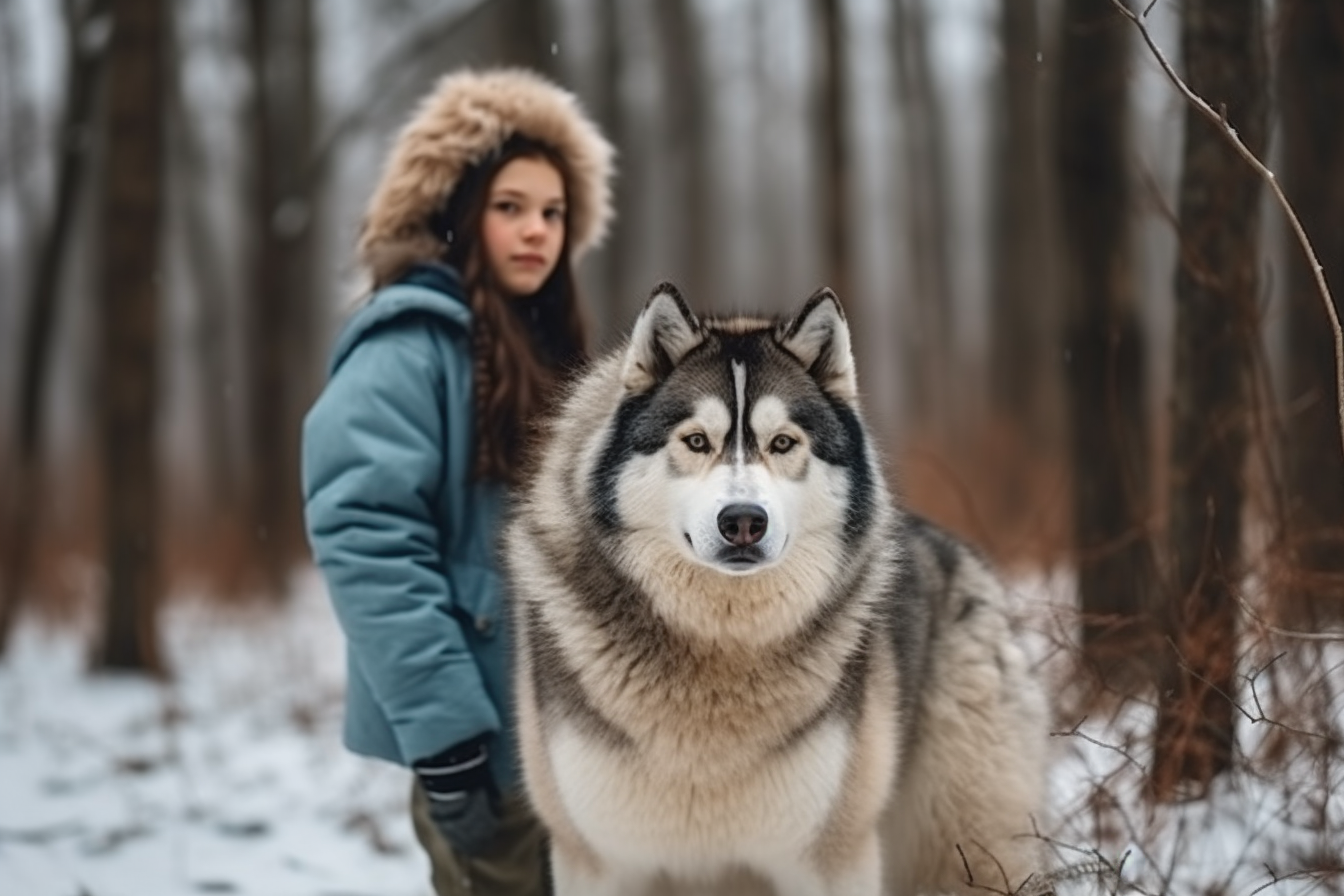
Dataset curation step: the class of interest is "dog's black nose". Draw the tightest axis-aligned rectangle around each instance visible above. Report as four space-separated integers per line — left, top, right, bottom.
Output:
718 503 768 547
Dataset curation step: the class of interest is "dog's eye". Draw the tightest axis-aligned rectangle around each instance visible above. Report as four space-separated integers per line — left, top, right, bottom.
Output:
683 433 711 453
770 434 798 454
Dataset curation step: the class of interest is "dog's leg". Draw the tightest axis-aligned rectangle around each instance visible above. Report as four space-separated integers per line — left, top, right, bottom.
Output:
550 842 645 896
822 831 884 896
760 832 882 896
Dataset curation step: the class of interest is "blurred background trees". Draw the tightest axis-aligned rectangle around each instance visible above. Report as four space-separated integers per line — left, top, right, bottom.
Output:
1054 0 1155 674
1278 0 1344 623
95 0 167 674
1151 0 1267 800
0 0 1341 800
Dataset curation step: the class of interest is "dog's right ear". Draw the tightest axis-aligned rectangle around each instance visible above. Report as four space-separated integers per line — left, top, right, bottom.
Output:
780 287 857 403
621 282 703 393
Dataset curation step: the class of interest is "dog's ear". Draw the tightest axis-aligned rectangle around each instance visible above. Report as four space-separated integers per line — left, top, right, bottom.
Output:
780 288 857 402
621 282 703 393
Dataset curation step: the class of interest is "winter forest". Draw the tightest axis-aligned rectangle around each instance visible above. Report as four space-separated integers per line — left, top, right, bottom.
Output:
1 0 1343 894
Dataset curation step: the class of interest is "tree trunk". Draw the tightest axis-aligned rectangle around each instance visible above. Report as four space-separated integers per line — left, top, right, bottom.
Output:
813 0 853 311
0 0 35 236
593 0 644 330
277 0 320 572
167 24 239 523
654 0 712 306
1053 0 1155 672
244 0 316 599
891 0 954 428
989 0 1051 430
1278 0 1344 619
1151 0 1266 801
498 0 558 76
0 0 109 655
751 0 794 311
96 0 166 675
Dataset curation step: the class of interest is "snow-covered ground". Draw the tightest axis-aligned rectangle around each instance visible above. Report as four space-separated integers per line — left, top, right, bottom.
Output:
0 570 430 896
1 569 1341 896
1024 571 1344 896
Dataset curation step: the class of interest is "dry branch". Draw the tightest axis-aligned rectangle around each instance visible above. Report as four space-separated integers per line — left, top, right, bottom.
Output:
1108 0 1344 463
1235 592 1344 643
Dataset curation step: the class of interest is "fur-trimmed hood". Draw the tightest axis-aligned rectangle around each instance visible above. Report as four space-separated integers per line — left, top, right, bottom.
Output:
358 68 615 287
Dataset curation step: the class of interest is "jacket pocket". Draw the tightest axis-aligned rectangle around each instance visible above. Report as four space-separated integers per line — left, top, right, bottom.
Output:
447 562 503 640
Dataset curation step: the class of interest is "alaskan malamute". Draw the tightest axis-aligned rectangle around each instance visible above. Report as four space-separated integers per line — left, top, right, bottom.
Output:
503 284 1049 895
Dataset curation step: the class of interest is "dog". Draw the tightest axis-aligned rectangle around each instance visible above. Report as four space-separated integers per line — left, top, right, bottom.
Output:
502 283 1049 895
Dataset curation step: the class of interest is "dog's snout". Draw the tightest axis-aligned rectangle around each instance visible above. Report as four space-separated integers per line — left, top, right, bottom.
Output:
717 503 768 547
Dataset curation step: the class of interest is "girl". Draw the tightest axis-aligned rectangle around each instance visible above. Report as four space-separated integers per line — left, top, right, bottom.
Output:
302 68 615 896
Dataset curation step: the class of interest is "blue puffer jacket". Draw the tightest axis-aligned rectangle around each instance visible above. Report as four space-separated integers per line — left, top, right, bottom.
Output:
302 264 519 793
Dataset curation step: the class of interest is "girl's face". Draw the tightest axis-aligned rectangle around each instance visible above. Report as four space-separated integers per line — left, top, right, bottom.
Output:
481 155 567 298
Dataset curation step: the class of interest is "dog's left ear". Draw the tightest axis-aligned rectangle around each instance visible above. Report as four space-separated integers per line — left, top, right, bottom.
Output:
780 288 857 402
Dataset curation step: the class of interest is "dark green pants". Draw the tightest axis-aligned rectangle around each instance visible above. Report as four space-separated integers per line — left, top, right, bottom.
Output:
411 782 550 896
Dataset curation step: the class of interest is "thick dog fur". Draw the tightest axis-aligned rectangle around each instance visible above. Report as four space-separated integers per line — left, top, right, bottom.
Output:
503 284 1049 896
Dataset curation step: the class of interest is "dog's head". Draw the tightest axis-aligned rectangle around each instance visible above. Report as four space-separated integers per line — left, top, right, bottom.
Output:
592 282 877 579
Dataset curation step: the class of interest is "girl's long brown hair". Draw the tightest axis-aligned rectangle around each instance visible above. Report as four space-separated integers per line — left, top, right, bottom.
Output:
441 137 589 484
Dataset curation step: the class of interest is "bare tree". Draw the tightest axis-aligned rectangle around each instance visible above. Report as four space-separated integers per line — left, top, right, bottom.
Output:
1151 0 1267 800
591 0 632 334
276 2 319 298
654 0 712 305
1277 0 1344 619
0 0 110 656
1053 0 1155 672
813 0 853 311
95 0 167 674
277 0 320 573
498 0 559 77
750 0 796 312
989 0 1054 435
166 7 240 524
0 0 37 257
304 2 494 186
890 0 954 427
243 0 317 599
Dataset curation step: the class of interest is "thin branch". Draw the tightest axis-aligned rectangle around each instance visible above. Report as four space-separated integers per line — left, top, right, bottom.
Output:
1234 590 1344 642
305 0 494 189
956 843 1015 896
1165 636 1333 744
1109 0 1344 464
1052 716 1150 775
1247 866 1344 896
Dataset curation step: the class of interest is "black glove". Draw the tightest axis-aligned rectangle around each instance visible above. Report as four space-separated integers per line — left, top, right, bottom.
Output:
414 734 501 856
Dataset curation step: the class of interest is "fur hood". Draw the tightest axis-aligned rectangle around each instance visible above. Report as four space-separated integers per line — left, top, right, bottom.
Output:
358 68 615 287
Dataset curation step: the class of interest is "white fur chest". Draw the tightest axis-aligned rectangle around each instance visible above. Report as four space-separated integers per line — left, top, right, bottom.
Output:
547 716 852 876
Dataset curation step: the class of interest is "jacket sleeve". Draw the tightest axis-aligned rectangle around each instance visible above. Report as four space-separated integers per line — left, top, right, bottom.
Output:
301 317 500 765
